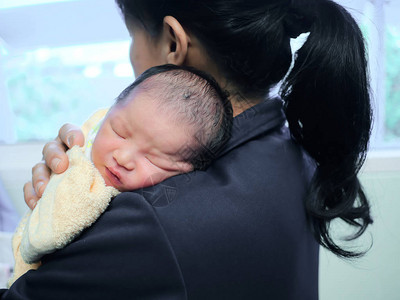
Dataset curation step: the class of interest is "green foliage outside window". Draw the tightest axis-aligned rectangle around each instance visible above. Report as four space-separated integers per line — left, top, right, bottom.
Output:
385 28 400 142
3 42 132 142
6 59 87 141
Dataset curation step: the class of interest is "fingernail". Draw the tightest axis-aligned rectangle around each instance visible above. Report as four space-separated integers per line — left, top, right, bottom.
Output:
36 182 44 195
29 199 37 210
51 158 61 171
67 135 74 147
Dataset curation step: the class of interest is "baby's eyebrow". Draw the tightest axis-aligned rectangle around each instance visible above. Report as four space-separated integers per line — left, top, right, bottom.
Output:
111 116 131 136
149 149 186 166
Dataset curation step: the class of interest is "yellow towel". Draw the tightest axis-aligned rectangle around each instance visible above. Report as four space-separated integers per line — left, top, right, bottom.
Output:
9 109 119 287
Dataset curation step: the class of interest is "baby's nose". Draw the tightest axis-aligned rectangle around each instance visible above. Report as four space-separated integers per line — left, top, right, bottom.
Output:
114 149 135 171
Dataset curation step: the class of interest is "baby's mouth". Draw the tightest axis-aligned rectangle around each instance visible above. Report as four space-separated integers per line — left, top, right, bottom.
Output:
105 167 122 187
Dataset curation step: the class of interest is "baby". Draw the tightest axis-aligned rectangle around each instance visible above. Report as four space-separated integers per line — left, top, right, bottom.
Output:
9 64 232 286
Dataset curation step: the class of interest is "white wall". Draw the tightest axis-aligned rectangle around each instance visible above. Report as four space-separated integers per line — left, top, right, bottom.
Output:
0 143 45 216
0 0 128 50
320 168 400 300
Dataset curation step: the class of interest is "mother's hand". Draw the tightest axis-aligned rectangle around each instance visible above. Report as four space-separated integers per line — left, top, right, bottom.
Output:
24 124 85 209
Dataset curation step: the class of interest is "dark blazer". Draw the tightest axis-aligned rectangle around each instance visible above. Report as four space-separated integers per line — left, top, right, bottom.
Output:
1 98 319 299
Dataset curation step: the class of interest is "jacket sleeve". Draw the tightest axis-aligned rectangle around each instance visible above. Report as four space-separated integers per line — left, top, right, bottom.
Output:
1 192 187 300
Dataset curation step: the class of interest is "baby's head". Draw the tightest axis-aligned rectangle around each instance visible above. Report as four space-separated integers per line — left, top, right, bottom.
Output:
92 64 232 191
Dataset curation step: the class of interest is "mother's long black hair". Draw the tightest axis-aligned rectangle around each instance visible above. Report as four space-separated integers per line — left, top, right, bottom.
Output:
116 0 373 258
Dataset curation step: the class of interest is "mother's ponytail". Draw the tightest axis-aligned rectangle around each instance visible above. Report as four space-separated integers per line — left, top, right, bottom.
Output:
281 0 373 257
117 0 373 258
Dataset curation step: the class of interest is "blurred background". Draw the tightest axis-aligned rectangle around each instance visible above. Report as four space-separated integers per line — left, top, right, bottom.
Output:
0 0 399 298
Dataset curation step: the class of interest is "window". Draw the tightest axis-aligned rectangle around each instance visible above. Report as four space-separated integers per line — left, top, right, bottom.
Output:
338 0 400 148
379 0 400 147
0 0 133 143
1 41 132 142
0 0 399 148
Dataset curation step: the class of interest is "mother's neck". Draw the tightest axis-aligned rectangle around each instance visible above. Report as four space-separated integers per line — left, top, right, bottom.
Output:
230 95 264 117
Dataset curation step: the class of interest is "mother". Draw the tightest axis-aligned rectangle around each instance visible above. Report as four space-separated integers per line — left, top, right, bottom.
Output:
3 0 372 299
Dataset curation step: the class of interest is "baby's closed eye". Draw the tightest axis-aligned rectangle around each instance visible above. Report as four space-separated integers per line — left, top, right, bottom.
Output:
145 155 182 172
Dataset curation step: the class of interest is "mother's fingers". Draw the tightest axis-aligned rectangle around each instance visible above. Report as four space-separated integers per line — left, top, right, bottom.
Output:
42 123 84 174
42 140 70 174
31 161 51 198
58 123 85 149
26 123 85 210
24 181 39 210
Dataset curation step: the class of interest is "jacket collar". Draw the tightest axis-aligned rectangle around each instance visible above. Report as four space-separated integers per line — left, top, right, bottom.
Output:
140 97 287 207
219 97 286 156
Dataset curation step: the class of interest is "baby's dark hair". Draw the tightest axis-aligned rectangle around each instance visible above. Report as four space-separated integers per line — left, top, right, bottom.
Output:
115 64 233 171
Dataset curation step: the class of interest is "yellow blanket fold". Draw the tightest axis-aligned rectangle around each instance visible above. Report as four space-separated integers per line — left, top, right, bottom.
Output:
9 109 119 287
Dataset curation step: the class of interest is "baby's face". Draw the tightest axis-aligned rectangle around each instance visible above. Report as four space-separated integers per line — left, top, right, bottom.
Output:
91 90 193 191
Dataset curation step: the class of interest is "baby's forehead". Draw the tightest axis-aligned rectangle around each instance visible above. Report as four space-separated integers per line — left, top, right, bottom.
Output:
115 88 160 117
122 86 186 121
115 88 197 137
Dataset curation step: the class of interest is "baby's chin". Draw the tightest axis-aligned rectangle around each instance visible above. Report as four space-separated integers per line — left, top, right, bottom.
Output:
100 173 139 191
103 177 120 190
103 183 152 192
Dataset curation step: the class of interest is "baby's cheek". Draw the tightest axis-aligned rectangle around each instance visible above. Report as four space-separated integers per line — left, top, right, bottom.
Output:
140 169 170 188
92 129 113 163
91 143 100 165
91 145 107 179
